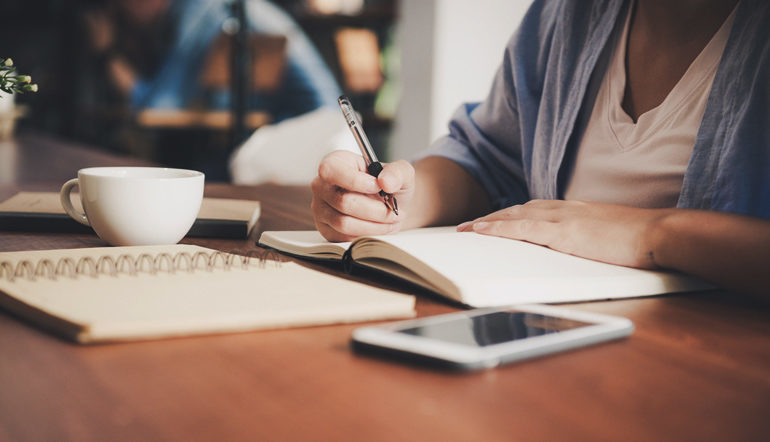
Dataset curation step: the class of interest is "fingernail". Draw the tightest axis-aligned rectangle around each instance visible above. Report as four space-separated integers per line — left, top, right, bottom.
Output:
472 222 489 231
457 221 471 231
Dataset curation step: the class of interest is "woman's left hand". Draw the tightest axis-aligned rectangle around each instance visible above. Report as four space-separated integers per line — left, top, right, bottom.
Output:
457 200 672 269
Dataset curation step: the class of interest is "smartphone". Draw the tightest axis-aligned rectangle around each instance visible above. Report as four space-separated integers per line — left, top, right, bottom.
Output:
351 304 634 371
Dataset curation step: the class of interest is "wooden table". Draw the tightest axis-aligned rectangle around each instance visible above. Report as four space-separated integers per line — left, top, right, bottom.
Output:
1 134 769 442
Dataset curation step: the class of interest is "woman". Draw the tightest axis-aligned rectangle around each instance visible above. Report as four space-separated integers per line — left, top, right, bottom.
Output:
311 0 770 296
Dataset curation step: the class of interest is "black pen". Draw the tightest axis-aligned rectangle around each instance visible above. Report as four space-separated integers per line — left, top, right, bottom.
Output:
338 95 399 215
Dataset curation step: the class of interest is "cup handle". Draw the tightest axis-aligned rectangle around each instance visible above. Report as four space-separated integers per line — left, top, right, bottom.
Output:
60 178 90 226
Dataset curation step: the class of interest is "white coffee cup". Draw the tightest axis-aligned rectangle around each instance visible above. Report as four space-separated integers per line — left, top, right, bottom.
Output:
60 167 204 246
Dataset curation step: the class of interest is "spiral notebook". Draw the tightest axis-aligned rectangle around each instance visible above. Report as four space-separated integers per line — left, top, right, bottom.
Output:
0 245 415 344
259 227 714 307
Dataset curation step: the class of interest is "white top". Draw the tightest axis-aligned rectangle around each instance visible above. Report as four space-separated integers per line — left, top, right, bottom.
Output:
563 6 736 208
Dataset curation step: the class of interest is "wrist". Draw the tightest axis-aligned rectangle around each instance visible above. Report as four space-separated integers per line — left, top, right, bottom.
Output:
643 209 685 269
411 156 491 228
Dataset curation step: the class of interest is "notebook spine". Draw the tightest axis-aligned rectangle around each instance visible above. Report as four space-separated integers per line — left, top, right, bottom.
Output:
341 247 355 274
0 249 284 283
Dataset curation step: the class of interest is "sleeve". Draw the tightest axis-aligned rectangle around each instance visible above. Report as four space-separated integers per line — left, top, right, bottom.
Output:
424 55 528 210
420 0 559 210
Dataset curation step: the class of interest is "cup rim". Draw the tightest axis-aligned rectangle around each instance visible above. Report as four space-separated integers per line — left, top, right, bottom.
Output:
77 167 204 180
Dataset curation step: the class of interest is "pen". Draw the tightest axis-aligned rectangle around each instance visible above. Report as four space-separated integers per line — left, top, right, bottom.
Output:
338 95 399 215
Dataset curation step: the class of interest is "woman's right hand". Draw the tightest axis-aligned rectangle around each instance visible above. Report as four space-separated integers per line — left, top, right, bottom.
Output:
311 150 415 242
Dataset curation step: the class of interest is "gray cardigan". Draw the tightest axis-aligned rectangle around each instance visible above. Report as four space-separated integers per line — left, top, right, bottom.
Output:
425 0 770 218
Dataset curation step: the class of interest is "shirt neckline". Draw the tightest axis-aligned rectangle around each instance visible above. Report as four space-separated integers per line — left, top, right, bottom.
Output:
605 3 737 150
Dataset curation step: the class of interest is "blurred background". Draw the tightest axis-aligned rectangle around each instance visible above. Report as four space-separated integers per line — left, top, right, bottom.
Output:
0 0 529 182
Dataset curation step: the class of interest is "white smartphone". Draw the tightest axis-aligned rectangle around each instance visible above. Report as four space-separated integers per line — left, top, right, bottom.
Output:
351 304 634 371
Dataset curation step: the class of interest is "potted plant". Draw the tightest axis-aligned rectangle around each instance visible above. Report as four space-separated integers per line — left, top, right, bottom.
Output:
0 58 38 139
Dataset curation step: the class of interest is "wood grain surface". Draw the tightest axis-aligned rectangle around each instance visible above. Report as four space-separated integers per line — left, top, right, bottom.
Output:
0 134 768 442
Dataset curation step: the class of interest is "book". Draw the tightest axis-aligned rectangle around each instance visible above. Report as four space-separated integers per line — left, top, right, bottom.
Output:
0 192 261 238
0 245 415 343
258 227 714 307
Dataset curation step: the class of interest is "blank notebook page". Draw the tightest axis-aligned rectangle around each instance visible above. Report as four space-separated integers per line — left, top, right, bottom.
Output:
354 227 712 306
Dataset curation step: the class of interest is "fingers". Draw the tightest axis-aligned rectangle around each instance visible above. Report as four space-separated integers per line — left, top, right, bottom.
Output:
455 200 577 250
457 200 581 231
317 151 380 194
311 176 397 223
312 196 398 242
471 218 562 249
456 205 535 231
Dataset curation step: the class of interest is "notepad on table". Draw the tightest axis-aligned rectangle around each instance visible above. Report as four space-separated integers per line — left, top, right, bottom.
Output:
258 227 714 307
0 245 415 343
0 192 261 238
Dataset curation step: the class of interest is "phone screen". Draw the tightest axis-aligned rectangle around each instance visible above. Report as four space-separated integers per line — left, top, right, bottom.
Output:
397 311 592 347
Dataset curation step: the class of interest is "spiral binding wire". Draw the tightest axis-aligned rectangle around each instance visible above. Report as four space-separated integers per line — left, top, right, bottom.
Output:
0 249 285 283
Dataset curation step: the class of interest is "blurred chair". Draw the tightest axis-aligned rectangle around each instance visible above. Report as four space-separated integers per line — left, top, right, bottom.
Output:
136 32 287 131
201 33 287 93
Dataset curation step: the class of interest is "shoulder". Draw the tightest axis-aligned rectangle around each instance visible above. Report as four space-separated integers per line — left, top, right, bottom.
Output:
729 1 770 59
511 0 624 52
505 0 625 93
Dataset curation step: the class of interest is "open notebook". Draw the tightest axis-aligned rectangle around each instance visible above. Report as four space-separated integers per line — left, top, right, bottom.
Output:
0 245 415 343
259 227 714 307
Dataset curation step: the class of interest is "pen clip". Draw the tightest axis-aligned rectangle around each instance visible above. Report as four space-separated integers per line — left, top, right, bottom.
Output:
338 96 358 128
339 95 378 165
